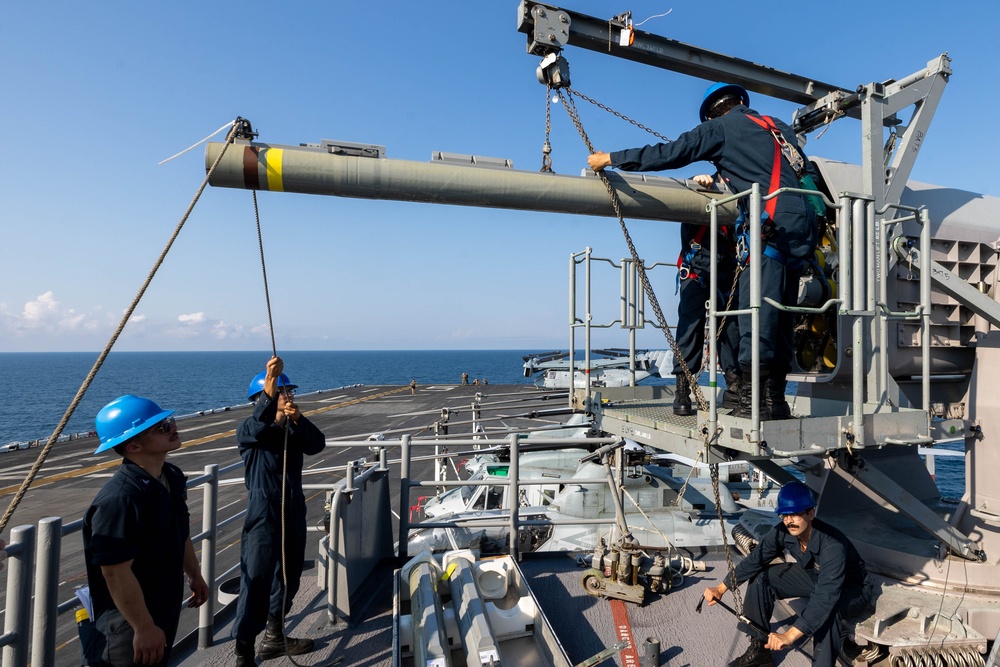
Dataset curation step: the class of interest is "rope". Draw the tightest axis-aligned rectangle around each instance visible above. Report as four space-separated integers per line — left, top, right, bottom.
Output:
250 186 307 664
0 122 240 534
554 87 707 409
672 451 703 507
619 484 678 561
253 191 278 357
158 120 237 165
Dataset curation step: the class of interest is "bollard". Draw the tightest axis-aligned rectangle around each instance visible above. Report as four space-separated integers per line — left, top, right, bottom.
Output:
639 636 661 667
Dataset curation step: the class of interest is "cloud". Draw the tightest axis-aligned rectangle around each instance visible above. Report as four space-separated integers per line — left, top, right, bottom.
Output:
21 291 60 325
0 293 267 350
210 320 245 339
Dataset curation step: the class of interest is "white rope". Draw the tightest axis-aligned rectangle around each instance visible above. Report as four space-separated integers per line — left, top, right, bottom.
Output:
620 484 677 558
633 9 673 27
158 120 236 165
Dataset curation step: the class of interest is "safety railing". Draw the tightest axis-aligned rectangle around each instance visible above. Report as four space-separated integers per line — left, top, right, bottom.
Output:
567 247 674 407
1 525 33 667
0 452 363 667
703 181 931 448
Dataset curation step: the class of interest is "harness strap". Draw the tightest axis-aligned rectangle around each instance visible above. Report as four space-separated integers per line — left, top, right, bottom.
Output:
745 114 784 221
676 224 709 287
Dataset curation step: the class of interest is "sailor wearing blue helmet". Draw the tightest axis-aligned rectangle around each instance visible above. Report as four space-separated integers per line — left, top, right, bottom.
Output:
702 481 873 666
588 82 820 420
83 395 209 666
231 356 325 666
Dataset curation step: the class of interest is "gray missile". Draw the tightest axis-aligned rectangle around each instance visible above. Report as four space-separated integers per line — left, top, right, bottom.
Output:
205 139 738 225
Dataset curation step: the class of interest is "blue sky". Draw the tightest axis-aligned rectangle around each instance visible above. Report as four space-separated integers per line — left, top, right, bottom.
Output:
2 1 997 353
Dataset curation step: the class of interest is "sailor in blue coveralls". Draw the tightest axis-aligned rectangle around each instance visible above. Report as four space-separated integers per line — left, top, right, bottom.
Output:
232 356 325 666
83 395 208 667
588 83 819 419
702 481 873 666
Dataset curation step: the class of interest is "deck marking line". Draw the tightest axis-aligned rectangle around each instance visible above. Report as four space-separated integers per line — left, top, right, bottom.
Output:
0 387 407 497
609 598 640 667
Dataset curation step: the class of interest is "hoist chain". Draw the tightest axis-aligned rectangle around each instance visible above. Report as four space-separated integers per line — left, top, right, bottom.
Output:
541 84 554 172
697 264 744 378
565 86 744 395
553 77 745 616
710 458 745 614
566 87 672 143
554 88 707 410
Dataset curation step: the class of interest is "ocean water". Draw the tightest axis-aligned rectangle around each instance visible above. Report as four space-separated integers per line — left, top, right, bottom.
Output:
0 350 963 497
0 350 544 446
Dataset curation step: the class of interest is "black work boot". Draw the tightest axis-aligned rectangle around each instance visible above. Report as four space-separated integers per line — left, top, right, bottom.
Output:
722 371 742 410
731 367 768 420
257 614 315 660
234 639 256 667
765 373 792 420
673 374 693 416
728 636 775 667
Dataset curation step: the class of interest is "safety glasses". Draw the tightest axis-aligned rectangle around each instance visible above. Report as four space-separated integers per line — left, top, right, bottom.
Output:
154 417 176 434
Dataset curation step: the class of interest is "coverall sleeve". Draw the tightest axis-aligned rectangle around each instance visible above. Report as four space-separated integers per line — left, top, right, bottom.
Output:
610 122 726 173
794 537 847 636
290 417 326 456
237 393 280 448
729 526 785 589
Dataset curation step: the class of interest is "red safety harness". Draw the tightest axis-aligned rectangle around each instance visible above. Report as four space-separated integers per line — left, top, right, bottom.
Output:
745 114 790 221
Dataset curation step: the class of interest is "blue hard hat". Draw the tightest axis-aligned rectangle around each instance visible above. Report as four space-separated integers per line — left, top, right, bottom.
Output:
247 371 297 401
776 481 816 516
699 82 750 122
94 395 174 455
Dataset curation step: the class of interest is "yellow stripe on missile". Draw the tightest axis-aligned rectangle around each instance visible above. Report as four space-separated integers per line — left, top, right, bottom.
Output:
264 147 284 192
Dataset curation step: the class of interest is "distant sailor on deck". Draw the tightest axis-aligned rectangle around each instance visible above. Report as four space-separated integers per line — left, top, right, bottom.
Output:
232 356 326 666
702 481 873 667
83 395 209 667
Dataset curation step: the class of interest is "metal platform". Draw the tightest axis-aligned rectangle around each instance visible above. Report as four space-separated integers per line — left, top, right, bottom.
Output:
588 385 931 462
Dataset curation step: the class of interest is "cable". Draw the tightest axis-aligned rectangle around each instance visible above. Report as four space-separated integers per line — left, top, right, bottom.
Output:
250 189 307 664
0 121 241 533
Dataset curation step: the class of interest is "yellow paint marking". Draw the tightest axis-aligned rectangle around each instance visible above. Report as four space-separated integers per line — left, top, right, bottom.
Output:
264 147 284 192
0 387 409 498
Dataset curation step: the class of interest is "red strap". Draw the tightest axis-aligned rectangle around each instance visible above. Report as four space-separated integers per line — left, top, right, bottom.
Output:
609 599 640 666
746 115 782 220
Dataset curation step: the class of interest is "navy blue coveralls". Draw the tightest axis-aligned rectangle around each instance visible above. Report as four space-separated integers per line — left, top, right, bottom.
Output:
610 105 818 373
83 459 190 667
673 221 740 377
729 518 873 666
231 391 326 643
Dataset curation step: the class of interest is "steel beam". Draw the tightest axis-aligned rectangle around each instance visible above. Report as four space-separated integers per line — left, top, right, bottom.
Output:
516 1 850 106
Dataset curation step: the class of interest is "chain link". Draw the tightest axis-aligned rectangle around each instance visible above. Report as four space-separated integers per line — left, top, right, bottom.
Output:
567 87 672 143
710 457 744 613
554 75 746 616
541 84 554 172
556 88 707 409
